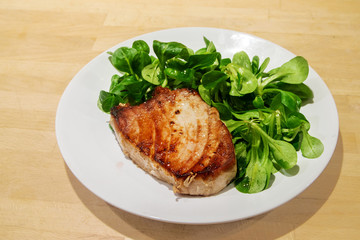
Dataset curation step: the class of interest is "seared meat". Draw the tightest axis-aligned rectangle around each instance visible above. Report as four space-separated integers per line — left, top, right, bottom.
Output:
110 87 236 196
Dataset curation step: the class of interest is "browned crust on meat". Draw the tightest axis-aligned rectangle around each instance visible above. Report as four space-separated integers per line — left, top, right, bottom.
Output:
110 87 236 196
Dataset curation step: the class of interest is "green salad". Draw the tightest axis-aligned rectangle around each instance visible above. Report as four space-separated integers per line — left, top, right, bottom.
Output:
98 37 324 193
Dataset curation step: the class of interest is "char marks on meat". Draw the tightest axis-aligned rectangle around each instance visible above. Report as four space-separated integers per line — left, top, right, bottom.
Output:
110 87 236 196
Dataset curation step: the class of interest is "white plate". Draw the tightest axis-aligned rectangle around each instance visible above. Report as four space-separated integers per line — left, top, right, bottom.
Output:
56 27 339 224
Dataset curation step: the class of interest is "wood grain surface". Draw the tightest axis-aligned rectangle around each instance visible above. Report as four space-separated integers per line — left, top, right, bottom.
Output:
1 0 359 239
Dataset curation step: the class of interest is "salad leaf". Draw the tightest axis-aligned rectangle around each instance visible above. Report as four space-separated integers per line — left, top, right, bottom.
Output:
201 70 228 89
132 40 150 54
153 40 189 69
110 47 137 74
97 90 122 113
233 51 252 71
300 128 324 158
187 53 219 69
142 60 162 85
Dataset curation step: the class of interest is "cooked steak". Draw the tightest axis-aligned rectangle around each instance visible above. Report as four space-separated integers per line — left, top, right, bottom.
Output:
110 87 236 196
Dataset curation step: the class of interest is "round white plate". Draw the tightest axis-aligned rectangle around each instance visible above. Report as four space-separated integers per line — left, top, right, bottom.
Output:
56 27 339 224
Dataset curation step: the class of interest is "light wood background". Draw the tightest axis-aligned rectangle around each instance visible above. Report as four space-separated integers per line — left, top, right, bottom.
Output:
1 0 359 239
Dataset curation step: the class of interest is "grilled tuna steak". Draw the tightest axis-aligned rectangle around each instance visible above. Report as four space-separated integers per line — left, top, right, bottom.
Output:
110 87 236 196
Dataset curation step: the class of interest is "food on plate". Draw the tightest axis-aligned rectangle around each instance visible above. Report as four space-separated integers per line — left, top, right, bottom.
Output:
98 37 324 194
110 87 237 196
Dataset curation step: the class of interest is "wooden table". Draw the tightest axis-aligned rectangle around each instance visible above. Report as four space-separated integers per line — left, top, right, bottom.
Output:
1 0 359 239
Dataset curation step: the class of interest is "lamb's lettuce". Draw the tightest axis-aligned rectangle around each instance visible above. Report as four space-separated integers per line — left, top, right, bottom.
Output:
98 37 324 193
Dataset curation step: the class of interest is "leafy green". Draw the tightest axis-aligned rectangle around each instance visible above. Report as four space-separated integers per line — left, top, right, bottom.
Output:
300 128 324 158
153 40 190 70
132 40 150 54
233 51 252 71
142 60 162 85
202 70 228 89
109 47 137 74
98 37 324 194
259 56 309 91
225 63 258 95
187 53 219 69
97 90 121 113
